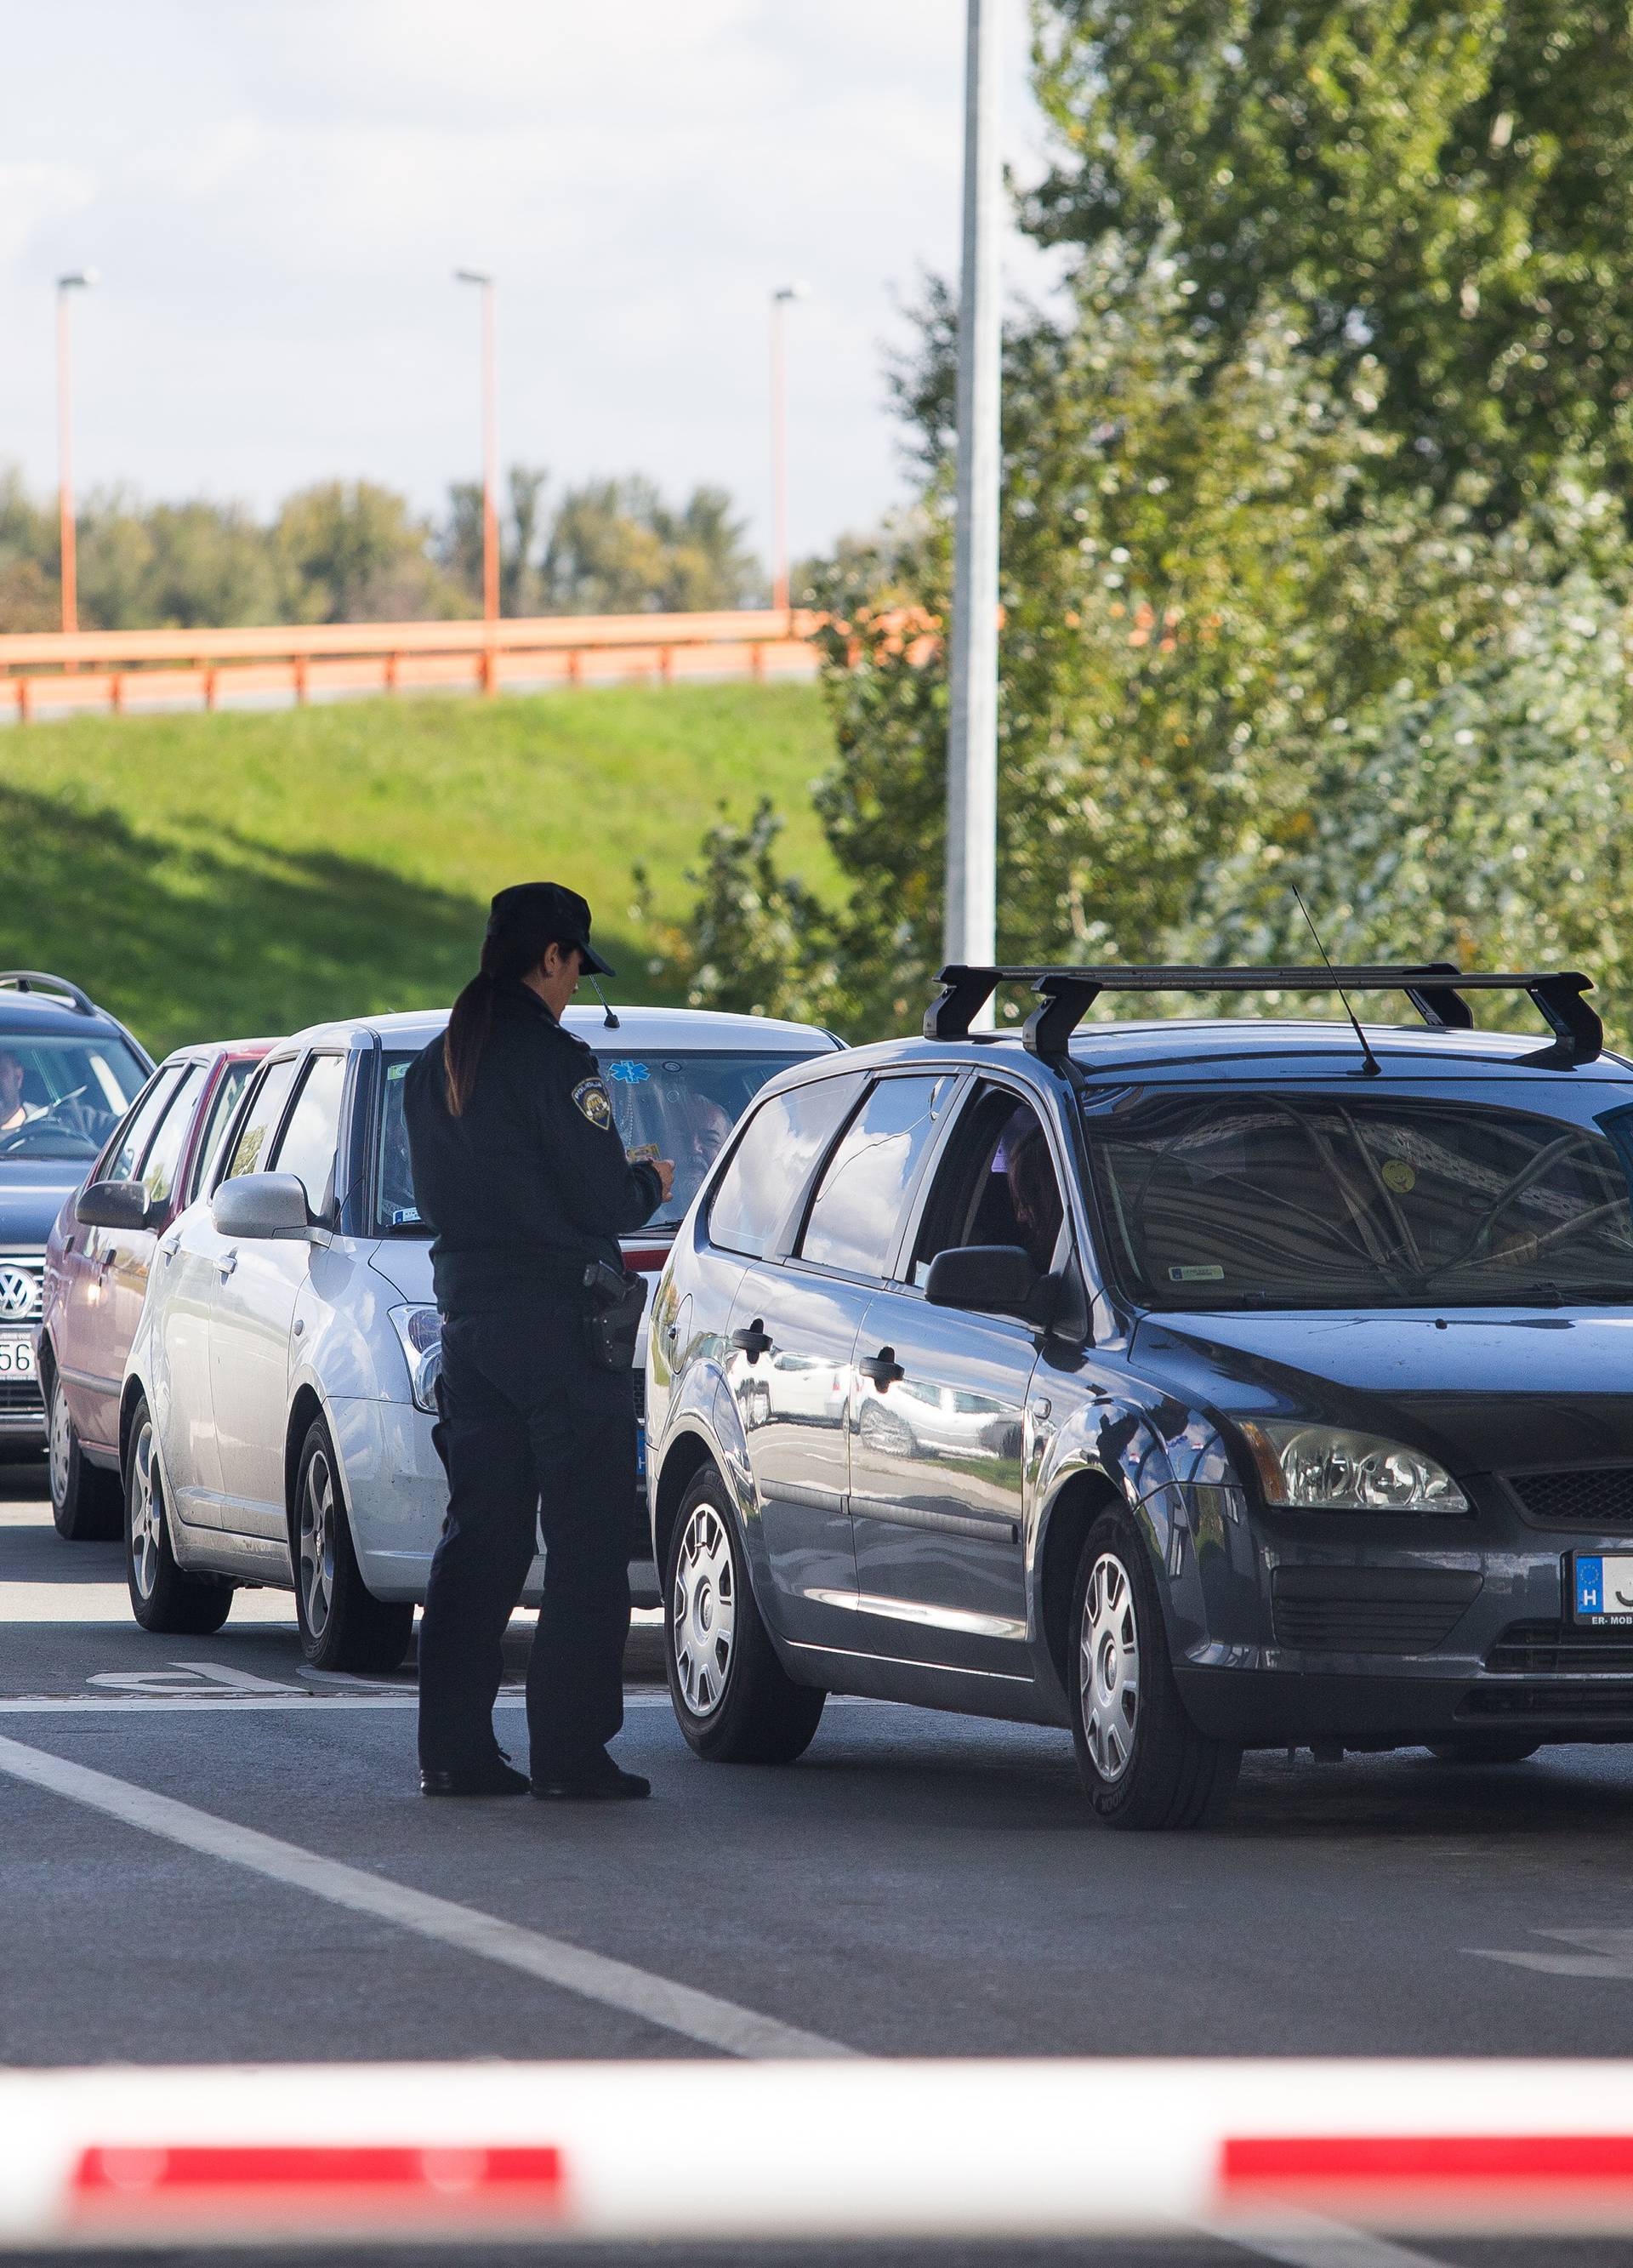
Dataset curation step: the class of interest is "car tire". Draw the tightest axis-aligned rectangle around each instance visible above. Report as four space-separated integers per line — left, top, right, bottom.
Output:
48 1367 123 1541
291 1415 413 1673
1069 1509 1241 1830
1426 1735 1543 1765
665 1463 824 1764
125 1399 233 1634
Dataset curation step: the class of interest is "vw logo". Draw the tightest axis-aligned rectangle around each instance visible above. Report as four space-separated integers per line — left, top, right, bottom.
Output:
0 1267 37 1320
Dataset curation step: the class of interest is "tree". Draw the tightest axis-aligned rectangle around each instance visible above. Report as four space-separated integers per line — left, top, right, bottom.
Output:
540 476 760 614
275 481 469 623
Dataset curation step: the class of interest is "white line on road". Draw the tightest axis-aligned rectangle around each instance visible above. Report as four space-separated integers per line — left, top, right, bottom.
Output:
1210 2211 1455 2268
1469 1925 1633 1976
0 1732 849 2060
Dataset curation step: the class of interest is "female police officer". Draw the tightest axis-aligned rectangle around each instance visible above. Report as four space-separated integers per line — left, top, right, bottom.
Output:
403 882 674 1800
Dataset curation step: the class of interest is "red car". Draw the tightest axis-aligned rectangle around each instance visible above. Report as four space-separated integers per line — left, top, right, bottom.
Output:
37 1038 272 1539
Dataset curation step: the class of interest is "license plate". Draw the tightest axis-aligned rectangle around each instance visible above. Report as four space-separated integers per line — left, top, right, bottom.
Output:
635 1422 646 1484
1573 1553 1633 1627
0 1336 35 1379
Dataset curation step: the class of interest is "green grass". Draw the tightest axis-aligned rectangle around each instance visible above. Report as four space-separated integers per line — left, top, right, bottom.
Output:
3 683 838 1055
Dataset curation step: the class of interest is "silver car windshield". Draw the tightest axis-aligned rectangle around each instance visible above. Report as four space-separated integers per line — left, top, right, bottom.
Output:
0 1030 149 1165
375 1048 820 1234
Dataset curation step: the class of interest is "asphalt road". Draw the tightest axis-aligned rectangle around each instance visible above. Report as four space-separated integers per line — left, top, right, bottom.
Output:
5 1450 1633 2268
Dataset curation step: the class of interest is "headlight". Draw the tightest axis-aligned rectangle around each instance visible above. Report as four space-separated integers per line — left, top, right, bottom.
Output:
389 1304 443 1415
1238 1421 1467 1514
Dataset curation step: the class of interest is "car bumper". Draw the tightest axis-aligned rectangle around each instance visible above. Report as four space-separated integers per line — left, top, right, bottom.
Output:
0 1330 43 1442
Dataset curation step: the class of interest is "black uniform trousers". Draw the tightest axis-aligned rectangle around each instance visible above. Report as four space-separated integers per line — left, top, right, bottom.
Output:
418 1301 634 1779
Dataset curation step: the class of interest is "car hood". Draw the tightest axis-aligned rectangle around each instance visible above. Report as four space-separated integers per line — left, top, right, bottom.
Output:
1132 1308 1633 1475
0 1162 88 1249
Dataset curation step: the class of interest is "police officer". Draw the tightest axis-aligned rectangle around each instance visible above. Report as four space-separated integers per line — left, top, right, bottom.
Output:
403 882 674 1800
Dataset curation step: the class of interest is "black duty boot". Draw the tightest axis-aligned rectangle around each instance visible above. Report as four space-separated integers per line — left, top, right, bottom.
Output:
531 1750 651 1801
420 1752 530 1798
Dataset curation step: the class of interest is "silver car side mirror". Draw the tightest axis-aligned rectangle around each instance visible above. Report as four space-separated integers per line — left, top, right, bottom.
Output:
211 1172 311 1240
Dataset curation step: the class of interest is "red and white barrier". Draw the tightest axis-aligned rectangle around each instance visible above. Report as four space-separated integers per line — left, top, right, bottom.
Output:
6 2059 1633 2248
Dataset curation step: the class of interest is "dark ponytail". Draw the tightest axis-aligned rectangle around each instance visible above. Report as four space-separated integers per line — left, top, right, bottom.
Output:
442 920 576 1116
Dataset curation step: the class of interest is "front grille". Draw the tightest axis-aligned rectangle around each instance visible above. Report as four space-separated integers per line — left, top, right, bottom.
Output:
1486 1619 1633 1676
632 1370 646 1424
1506 1468 1633 1527
1271 1566 1481 1655
1461 1683 1633 1722
0 1255 43 1325
0 1376 43 1418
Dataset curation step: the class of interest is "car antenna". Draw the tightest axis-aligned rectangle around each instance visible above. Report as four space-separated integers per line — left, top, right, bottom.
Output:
588 977 620 1030
1291 883 1381 1078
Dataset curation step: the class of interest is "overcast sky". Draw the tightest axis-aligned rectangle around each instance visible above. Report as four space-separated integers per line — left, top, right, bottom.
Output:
0 2 1056 571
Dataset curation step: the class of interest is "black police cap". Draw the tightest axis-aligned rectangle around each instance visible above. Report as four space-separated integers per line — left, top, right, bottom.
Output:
486 881 614 978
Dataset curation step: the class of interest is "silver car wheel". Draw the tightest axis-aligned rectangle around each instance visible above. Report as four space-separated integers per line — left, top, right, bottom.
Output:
48 1376 71 1509
299 1446 337 1641
128 1418 162 1603
1081 1550 1141 1784
672 1501 737 1718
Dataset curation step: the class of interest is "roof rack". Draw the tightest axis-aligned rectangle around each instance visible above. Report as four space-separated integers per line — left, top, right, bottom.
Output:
0 971 98 1018
925 962 1603 1069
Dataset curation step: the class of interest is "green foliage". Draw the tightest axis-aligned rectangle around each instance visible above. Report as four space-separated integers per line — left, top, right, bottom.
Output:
273 481 469 624
540 476 760 613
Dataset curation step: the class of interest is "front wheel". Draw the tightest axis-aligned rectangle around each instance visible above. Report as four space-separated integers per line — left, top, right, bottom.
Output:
1070 1510 1240 1830
1426 1735 1543 1765
665 1465 824 1764
48 1369 122 1541
292 1416 413 1673
125 1401 233 1634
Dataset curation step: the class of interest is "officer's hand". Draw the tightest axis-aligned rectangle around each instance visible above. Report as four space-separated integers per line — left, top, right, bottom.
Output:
653 1158 676 1202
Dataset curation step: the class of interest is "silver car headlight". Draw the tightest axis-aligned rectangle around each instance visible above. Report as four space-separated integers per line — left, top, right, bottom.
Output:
389 1303 443 1415
1238 1421 1468 1514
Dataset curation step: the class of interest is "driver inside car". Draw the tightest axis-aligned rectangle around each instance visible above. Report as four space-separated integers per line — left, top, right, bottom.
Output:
0 1051 37 1134
1005 1116 1064 1274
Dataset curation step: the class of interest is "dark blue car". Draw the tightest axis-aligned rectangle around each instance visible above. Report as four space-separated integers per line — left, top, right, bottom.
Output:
646 960 1633 1828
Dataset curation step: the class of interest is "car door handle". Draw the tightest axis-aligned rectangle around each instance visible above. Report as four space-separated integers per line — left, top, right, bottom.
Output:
731 1322 772 1363
217 1251 238 1279
858 1347 905 1389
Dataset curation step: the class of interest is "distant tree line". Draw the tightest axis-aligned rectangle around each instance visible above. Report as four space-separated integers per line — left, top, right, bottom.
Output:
0 464 761 631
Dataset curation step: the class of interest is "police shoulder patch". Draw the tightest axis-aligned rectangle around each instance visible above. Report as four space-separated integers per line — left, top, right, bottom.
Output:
572 1076 613 1130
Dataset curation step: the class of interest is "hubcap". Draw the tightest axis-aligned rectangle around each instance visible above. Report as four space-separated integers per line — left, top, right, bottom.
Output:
128 1420 161 1601
48 1377 71 1510
1080 1551 1141 1784
299 1449 336 1639
671 1502 736 1718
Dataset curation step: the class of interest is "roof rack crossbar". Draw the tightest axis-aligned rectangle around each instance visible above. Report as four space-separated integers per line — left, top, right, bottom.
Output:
924 963 1603 1068
0 970 96 1017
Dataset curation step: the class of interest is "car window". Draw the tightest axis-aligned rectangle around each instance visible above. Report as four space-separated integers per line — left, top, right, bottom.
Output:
911 1085 1067 1284
187 1058 260 1203
798 1074 955 1279
0 1030 152 1165
708 1074 865 1260
223 1057 301 1181
269 1053 346 1213
1083 1086 1633 1311
135 1063 208 1211
105 1067 183 1183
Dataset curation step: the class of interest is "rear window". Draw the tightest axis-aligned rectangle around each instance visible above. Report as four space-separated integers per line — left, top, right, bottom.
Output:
0 1029 150 1165
374 1046 828 1234
1084 1086 1633 1311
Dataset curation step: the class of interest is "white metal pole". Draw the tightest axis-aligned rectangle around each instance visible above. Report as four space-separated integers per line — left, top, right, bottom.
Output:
944 0 1002 1008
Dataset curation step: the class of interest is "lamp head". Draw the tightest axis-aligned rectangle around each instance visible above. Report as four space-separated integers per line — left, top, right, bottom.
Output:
57 269 98 291
773 281 812 305
454 267 492 288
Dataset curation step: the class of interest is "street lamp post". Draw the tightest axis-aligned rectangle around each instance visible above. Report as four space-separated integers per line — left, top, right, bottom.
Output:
944 0 1002 1010
55 270 97 639
770 282 810 617
454 268 499 624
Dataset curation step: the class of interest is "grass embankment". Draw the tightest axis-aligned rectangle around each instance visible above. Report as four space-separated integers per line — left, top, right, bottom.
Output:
4 684 838 1057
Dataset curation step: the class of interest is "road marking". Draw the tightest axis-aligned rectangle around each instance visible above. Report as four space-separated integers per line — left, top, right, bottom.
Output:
0 1690 679 1716
1209 2212 1454 2267
0 1732 849 2060
84 1660 308 1696
1470 1926 1633 1977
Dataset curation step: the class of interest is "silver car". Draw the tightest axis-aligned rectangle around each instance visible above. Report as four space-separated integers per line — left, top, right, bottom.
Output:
121 1004 840 1668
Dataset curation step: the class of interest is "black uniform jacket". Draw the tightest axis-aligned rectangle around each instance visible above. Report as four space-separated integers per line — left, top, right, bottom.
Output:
403 980 663 1314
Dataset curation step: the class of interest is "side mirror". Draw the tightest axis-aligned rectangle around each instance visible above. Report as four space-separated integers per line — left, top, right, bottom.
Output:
76 1178 156 1233
924 1243 1042 1319
211 1173 311 1240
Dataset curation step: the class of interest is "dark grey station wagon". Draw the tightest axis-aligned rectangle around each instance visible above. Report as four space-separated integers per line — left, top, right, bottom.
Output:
646 960 1633 1827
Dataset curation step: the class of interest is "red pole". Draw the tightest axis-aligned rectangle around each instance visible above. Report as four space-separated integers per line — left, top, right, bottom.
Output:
57 287 77 637
481 276 498 626
770 293 788 617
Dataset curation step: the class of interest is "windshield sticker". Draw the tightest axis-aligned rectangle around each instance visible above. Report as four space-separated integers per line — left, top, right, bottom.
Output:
386 1063 408 1082
1169 1263 1225 1282
1381 1158 1416 1194
607 1060 651 1084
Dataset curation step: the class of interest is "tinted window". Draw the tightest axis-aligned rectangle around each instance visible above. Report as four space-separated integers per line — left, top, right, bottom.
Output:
136 1063 208 1211
0 1028 149 1164
188 1057 259 1201
105 1068 182 1183
799 1074 954 1279
708 1074 864 1260
224 1057 300 1181
913 1086 1066 1283
270 1054 347 1212
1084 1087 1633 1311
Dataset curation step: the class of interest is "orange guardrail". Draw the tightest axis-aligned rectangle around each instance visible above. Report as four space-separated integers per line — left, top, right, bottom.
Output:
0 609 826 720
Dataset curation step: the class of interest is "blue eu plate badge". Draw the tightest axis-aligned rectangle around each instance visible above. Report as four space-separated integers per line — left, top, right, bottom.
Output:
1573 1553 1633 1626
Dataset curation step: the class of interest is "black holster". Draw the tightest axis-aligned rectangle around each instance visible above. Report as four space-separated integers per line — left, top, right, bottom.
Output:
582 1261 646 1372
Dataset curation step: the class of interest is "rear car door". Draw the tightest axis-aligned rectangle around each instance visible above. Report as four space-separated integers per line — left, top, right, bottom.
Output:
211 1051 346 1537
849 1080 1068 1672
87 1063 207 1457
